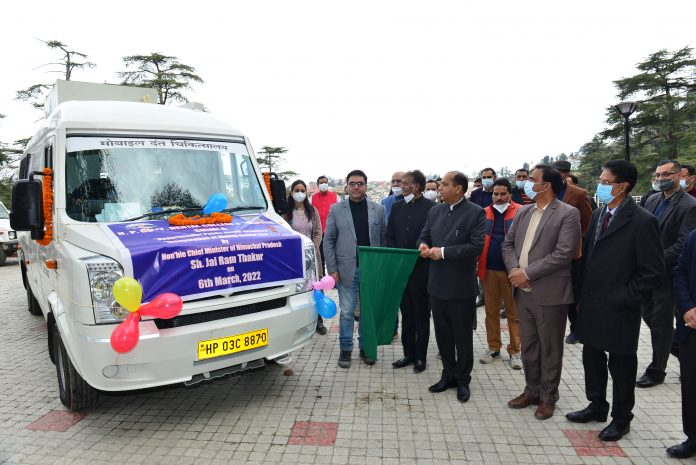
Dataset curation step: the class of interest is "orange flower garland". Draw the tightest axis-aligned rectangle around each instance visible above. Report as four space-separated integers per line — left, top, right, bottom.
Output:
263 172 273 200
168 212 232 226
36 168 53 246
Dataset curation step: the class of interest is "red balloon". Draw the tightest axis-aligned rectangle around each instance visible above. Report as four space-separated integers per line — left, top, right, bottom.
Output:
138 293 183 319
110 312 141 353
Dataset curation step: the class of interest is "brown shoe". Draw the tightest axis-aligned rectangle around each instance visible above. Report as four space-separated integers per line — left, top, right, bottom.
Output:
534 401 556 420
508 392 540 409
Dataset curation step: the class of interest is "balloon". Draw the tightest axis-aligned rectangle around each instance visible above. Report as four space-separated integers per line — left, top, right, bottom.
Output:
138 293 183 319
203 193 228 215
314 290 337 318
110 313 141 353
319 275 336 290
311 281 325 291
113 277 142 312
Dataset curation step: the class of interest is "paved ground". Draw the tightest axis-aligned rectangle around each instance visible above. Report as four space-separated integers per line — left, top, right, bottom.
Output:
0 256 691 464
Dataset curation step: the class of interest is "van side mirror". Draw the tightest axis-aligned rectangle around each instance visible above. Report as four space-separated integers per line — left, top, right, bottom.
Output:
10 176 45 240
269 173 288 215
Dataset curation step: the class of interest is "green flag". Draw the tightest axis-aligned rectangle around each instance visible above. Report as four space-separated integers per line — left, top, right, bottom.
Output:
358 246 420 361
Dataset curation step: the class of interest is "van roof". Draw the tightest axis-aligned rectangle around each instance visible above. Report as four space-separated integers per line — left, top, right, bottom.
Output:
50 101 245 138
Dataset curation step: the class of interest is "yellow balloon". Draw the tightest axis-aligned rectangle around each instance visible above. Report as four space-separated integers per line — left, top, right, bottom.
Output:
113 277 143 312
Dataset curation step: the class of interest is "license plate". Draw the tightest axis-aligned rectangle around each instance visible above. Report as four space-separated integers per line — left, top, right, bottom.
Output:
197 328 268 361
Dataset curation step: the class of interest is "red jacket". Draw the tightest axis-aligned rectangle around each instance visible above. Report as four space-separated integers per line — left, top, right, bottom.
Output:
310 190 338 232
477 201 521 280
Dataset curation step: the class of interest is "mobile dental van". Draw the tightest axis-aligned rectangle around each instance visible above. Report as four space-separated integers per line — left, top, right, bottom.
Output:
11 80 318 410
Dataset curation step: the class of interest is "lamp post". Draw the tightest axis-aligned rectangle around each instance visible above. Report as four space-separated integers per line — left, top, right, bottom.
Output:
615 101 639 162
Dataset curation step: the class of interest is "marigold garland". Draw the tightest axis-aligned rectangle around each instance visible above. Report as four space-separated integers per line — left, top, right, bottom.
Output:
263 172 273 200
36 168 53 246
168 212 232 226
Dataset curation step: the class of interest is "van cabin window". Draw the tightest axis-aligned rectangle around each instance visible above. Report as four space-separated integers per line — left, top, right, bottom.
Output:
64 137 266 223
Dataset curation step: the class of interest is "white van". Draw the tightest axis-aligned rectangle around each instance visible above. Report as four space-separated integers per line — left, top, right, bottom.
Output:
11 80 318 410
0 201 18 265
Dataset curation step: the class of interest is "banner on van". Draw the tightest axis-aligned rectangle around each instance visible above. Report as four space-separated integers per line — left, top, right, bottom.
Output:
103 216 304 302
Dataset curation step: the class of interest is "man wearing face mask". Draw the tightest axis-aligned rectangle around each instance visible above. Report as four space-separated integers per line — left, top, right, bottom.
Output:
637 159 696 388
470 168 496 208
311 175 339 274
424 180 440 202
680 164 696 198
567 160 664 442
511 168 534 205
477 179 523 369
387 170 436 373
381 171 405 221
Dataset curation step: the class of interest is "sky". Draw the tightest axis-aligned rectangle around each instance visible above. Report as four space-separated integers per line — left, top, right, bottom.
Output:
1 0 695 182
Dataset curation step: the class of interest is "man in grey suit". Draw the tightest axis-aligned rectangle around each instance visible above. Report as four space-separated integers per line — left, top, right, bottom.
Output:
418 171 485 403
323 169 387 369
637 159 696 388
502 165 581 420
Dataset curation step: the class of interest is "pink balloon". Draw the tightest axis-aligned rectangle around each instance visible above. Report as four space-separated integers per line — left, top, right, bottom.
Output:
110 313 140 353
138 293 183 319
311 280 325 291
320 275 336 290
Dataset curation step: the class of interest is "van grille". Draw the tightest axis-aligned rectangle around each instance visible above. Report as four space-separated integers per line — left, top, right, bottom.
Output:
153 297 287 329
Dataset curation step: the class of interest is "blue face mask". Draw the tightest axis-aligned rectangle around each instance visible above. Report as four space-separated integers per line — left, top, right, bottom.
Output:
524 180 539 199
482 178 494 189
515 180 527 189
596 184 616 204
680 179 687 189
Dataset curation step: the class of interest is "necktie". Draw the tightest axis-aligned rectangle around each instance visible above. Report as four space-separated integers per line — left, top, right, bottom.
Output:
601 211 612 235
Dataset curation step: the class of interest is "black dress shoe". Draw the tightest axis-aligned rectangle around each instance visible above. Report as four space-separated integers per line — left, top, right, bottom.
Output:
315 321 328 335
456 385 470 402
565 406 608 423
428 376 457 393
635 374 663 388
666 439 696 459
598 419 631 441
413 360 426 373
392 356 414 368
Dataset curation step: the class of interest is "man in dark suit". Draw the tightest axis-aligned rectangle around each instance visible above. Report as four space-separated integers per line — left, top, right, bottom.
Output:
566 160 664 442
502 165 581 420
387 170 435 373
469 167 496 208
418 171 485 402
638 159 696 388
551 160 593 345
511 168 534 205
668 229 696 458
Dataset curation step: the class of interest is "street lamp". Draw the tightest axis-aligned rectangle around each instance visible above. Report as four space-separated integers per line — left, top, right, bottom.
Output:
615 101 639 162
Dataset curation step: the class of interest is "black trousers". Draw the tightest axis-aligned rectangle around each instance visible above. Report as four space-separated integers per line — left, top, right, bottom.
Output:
641 285 675 381
319 237 326 274
431 296 475 387
400 272 430 361
583 345 637 420
567 258 582 333
679 332 696 440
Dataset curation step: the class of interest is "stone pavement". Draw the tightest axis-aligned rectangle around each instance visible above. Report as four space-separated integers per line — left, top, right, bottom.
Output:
0 256 691 464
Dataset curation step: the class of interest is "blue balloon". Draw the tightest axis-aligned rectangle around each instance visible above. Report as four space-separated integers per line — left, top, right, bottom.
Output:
203 193 227 215
314 291 337 318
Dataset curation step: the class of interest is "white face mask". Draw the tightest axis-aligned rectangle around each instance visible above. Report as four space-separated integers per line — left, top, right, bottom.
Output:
292 192 307 203
403 193 415 203
493 203 509 214
391 186 403 197
318 183 329 192
423 190 438 201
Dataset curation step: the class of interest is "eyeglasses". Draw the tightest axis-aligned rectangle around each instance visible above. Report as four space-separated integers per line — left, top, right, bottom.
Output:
654 172 676 179
348 182 366 187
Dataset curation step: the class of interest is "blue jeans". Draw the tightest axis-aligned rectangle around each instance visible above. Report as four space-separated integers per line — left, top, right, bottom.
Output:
337 268 362 351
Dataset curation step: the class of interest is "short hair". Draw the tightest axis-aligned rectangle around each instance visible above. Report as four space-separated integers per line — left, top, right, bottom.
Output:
316 175 328 184
515 168 529 175
474 177 482 184
480 167 497 177
346 169 367 183
603 160 638 193
450 171 469 192
492 178 512 193
533 164 564 194
657 159 681 172
569 174 579 185
426 179 439 186
404 169 426 191
681 164 695 176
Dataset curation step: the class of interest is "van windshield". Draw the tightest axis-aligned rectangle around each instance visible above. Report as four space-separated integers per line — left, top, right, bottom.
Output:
65 136 267 222
0 203 8 219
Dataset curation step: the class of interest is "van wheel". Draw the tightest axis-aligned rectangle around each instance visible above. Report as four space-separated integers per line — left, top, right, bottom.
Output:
27 286 42 316
20 258 28 290
0 249 6 266
53 323 99 410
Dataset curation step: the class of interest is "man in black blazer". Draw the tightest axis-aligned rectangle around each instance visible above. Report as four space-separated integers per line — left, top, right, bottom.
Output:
418 171 485 402
638 159 696 388
567 161 664 442
668 229 696 458
387 170 436 373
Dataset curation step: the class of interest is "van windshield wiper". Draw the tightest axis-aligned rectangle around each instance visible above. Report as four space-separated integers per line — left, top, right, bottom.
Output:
220 206 266 214
123 206 202 222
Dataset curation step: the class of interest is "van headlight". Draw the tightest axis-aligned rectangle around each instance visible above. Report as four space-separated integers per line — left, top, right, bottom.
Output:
82 256 126 324
295 244 318 293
